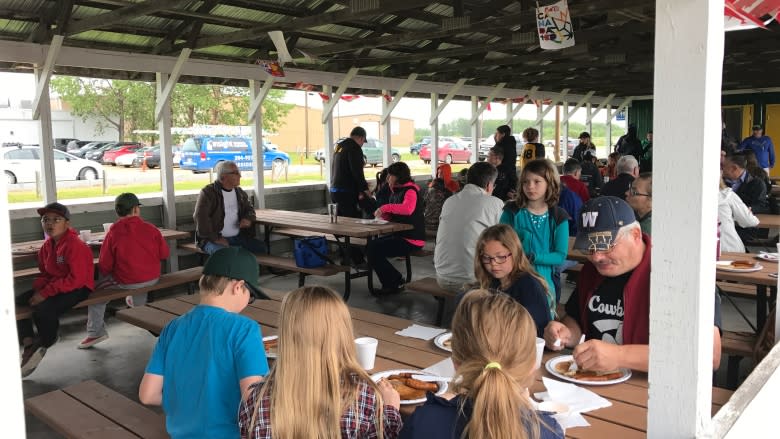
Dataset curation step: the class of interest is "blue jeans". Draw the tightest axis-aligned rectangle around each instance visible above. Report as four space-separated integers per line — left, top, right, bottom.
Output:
202 234 266 255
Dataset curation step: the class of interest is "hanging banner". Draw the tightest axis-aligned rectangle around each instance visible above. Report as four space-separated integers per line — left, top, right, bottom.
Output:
536 0 575 50
258 60 285 77
724 0 779 31
339 95 360 102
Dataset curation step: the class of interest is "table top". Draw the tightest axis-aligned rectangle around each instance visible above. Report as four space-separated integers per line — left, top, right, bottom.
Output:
756 213 780 229
12 228 191 263
117 291 732 438
254 208 413 238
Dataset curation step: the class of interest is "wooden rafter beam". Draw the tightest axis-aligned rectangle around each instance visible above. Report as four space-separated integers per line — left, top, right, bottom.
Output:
66 0 193 36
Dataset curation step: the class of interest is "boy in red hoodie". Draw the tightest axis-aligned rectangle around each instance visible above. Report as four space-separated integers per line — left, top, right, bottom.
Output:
79 193 169 349
19 202 94 377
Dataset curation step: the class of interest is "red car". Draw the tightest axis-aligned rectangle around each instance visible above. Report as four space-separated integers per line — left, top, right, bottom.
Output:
102 143 144 165
419 142 473 164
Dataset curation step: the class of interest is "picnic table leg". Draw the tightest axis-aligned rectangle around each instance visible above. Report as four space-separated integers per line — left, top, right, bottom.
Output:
364 237 377 295
264 225 272 255
343 236 353 300
757 285 768 331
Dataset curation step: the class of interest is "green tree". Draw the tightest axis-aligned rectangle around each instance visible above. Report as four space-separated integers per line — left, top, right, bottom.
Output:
170 85 291 131
50 76 154 141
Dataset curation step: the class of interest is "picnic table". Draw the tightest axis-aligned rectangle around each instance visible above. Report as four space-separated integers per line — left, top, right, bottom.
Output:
567 238 777 332
11 228 191 264
116 291 732 438
756 213 780 231
254 208 413 295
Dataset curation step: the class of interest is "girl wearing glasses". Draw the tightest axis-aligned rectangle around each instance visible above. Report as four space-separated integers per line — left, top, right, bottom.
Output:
473 224 551 336
500 159 569 318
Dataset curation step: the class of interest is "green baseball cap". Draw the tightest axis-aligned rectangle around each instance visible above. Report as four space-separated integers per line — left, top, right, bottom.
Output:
203 247 265 299
115 193 141 212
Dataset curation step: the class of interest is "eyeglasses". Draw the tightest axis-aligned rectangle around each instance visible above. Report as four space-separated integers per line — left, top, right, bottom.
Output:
628 185 651 197
40 216 65 224
480 253 512 265
585 236 622 256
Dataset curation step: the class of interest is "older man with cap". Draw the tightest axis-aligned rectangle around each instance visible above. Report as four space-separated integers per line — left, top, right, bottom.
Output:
19 202 94 377
739 124 775 174
79 193 170 349
194 160 264 255
543 196 722 372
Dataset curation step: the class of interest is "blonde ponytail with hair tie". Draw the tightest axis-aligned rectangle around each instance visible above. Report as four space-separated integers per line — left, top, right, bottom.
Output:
484 362 502 370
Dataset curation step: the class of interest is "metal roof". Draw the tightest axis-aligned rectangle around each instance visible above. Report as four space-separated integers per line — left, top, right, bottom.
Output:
0 0 777 98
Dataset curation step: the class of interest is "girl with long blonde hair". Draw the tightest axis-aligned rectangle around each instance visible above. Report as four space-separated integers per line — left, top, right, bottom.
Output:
399 290 563 439
473 224 551 336
238 286 402 438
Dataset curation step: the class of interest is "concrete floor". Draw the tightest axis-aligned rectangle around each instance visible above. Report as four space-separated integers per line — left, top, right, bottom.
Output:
21 253 759 437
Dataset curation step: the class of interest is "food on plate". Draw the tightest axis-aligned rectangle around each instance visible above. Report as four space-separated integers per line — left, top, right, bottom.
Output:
263 337 278 356
730 260 756 269
553 360 624 382
442 338 451 348
384 373 439 400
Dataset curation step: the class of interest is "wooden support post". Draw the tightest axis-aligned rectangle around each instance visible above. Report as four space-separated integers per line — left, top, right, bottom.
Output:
586 103 593 137
32 34 63 120
506 101 513 133
554 105 561 162
34 68 56 204
563 101 570 160
647 0 724 436
471 96 479 163
430 78 467 125
469 83 506 125
154 48 191 122
431 93 439 175
381 88 392 167
156 72 178 272
322 85 334 188
249 79 267 209
322 67 358 123
606 107 614 152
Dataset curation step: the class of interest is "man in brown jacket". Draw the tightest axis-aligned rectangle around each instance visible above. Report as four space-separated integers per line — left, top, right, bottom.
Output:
194 161 265 255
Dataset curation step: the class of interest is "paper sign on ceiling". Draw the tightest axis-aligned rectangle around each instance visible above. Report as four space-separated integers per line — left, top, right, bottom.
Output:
536 0 575 50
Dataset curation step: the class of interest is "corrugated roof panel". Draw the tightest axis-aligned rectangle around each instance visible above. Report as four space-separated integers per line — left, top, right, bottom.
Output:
194 44 256 58
70 5 112 20
123 15 179 32
310 24 364 37
0 19 34 36
70 30 161 48
200 22 250 36
210 5 285 25
394 18 436 31
295 37 330 49
4 0 49 10
424 3 452 16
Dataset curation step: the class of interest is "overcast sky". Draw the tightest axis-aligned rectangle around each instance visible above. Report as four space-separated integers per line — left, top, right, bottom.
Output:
1 71 621 129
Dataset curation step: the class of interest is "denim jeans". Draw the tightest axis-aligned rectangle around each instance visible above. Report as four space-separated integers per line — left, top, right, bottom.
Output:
202 234 266 255
86 277 159 338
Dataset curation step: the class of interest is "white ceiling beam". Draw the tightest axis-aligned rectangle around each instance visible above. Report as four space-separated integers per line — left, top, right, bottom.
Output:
562 90 595 123
154 48 191 122
381 73 417 124
322 67 358 123
503 85 539 124
586 93 616 123
429 78 467 125
469 83 506 125
533 88 569 125
0 40 628 106
248 77 275 122
31 35 63 120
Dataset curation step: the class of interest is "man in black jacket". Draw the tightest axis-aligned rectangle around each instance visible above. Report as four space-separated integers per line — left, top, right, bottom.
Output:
580 150 604 197
330 126 370 218
723 153 769 214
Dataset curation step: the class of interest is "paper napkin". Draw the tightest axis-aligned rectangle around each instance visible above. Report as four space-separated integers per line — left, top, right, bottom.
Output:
422 357 456 378
394 324 446 340
533 377 613 430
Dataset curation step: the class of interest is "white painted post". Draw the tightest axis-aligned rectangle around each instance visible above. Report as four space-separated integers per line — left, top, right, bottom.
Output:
506 101 514 133
586 103 593 137
647 0 724 436
249 80 266 208
537 105 543 143
606 108 613 154
562 101 570 160
34 68 56 203
156 72 178 272
471 96 479 163
431 93 439 176
381 89 392 168
322 85 334 188
0 168 25 436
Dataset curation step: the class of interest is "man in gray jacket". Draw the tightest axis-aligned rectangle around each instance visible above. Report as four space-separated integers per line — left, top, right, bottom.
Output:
194 161 265 255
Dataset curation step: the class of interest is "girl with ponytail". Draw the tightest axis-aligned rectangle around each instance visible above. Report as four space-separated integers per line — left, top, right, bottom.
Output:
399 290 563 439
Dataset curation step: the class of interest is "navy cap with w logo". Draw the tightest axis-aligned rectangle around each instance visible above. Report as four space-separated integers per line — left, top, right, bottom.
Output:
574 196 637 252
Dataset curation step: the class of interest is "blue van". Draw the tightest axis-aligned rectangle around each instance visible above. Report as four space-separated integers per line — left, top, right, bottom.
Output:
179 136 290 173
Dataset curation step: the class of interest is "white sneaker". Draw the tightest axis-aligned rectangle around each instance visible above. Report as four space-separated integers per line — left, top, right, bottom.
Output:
77 334 109 349
126 296 134 307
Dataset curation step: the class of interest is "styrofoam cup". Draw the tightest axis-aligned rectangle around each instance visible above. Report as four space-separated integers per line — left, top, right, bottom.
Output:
535 337 546 369
103 223 113 233
355 337 378 370
79 230 91 242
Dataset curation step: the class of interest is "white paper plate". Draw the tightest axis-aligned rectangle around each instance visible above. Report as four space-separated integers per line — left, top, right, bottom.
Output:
756 253 779 262
356 219 389 225
545 355 631 386
370 369 448 405
433 332 452 352
716 260 764 272
86 239 104 246
263 335 278 359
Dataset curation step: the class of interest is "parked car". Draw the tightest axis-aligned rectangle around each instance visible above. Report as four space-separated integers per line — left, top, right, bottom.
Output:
546 137 578 157
131 146 161 168
410 137 431 155
314 138 401 166
71 141 110 158
477 134 523 161
85 142 119 162
53 138 78 151
115 151 140 167
419 141 473 164
3 145 104 184
179 136 290 173
102 143 145 165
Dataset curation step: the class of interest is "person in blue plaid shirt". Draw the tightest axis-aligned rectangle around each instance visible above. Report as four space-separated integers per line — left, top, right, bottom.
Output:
239 286 402 438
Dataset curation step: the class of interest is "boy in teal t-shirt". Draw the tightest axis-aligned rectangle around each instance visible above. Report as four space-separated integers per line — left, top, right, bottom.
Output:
139 247 269 439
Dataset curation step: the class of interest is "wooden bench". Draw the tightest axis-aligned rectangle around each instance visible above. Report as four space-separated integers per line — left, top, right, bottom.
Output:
16 267 203 320
26 380 167 439
14 258 100 280
721 330 757 389
179 242 354 299
405 277 459 325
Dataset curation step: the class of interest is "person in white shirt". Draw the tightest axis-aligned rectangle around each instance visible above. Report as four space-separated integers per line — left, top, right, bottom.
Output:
194 161 265 255
434 162 503 292
719 177 759 253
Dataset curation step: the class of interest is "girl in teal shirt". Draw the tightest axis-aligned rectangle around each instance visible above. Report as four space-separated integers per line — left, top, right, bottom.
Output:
500 159 569 318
